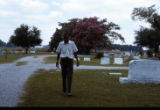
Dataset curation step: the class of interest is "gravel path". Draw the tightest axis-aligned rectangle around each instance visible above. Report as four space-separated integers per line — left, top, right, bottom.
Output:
0 55 129 107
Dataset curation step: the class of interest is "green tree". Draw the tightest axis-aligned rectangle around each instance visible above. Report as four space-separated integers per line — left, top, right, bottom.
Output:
132 5 160 56
49 18 80 52
9 24 42 54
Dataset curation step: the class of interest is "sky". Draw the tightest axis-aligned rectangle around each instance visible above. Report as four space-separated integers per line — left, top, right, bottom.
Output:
0 0 160 46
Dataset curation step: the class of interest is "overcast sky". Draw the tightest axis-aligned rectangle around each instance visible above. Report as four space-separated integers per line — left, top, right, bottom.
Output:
0 0 160 45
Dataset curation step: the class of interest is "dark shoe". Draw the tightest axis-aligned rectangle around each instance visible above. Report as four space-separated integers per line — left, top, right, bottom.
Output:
67 93 72 97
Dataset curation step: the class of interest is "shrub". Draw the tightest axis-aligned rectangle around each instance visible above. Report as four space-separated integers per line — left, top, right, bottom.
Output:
95 52 104 59
156 53 160 60
146 50 153 57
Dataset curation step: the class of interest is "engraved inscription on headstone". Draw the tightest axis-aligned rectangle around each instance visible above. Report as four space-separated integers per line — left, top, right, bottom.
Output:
114 58 123 64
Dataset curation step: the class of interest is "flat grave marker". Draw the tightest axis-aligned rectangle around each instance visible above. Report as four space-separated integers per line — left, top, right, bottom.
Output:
109 73 122 76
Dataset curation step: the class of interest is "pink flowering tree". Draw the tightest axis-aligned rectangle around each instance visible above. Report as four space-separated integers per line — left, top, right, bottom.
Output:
71 17 125 54
49 17 124 54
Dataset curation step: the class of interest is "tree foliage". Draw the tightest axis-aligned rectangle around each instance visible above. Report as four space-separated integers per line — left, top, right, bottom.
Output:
0 39 6 47
49 17 124 54
49 18 80 51
132 5 160 56
9 24 42 54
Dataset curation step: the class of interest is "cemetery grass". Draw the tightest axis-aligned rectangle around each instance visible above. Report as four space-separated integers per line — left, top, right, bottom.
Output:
44 56 129 67
18 69 160 107
0 53 56 64
0 54 29 64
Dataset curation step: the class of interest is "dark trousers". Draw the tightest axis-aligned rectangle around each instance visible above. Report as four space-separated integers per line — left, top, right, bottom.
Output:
60 57 73 93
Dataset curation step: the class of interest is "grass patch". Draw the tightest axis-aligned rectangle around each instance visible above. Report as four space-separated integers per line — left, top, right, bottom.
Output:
0 54 29 64
43 56 57 64
0 53 56 64
18 69 160 107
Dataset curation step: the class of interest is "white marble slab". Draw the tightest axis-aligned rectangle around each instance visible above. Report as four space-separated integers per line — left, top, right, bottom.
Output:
104 53 110 57
119 60 160 84
100 57 110 65
84 57 91 61
133 56 140 60
114 58 123 64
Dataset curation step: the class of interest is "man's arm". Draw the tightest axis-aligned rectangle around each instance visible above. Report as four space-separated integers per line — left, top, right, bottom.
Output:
56 53 60 68
74 52 79 67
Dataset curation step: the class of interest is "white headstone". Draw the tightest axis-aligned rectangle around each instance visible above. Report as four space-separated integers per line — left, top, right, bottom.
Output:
30 51 36 54
133 55 140 60
84 57 91 62
114 54 122 57
15 51 19 53
120 60 160 84
114 58 123 64
100 57 110 65
125 52 131 56
143 52 148 58
104 53 110 57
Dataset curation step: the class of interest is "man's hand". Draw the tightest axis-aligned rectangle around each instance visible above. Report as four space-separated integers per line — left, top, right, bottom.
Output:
56 53 60 68
76 60 79 67
56 61 59 68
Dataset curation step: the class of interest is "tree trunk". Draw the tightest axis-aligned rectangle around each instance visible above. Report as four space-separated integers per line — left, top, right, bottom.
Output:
94 47 97 53
25 48 29 54
154 45 159 57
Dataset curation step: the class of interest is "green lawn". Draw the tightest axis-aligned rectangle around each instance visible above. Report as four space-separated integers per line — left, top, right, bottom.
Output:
18 69 160 107
0 53 56 64
43 56 130 67
0 54 29 64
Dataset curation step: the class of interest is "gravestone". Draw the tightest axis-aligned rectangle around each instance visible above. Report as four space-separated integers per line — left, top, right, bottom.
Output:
133 55 140 60
30 50 36 54
100 57 110 65
114 58 123 64
114 54 122 57
125 52 131 56
14 51 19 54
119 60 160 84
104 53 110 57
109 73 122 76
143 52 148 58
84 57 91 62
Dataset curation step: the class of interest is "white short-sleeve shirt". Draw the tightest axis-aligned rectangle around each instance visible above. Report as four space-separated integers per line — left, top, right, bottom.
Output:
56 40 78 59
